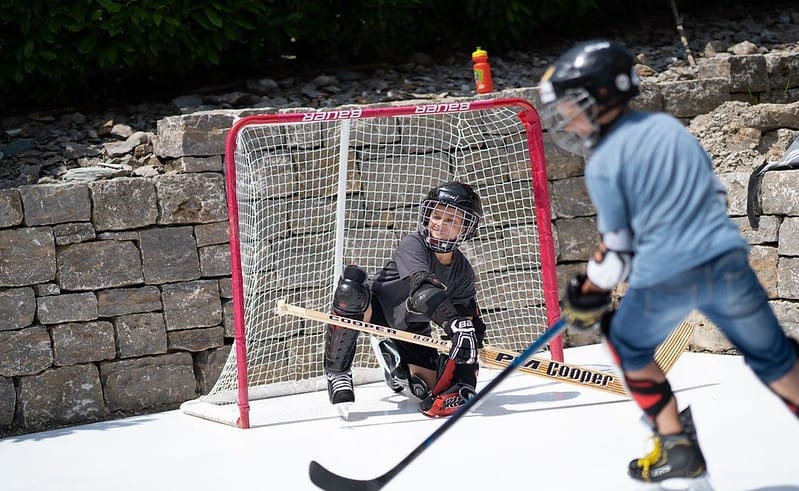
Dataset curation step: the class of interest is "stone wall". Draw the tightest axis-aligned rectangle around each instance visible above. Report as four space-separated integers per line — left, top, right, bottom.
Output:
1 49 798 435
0 174 235 434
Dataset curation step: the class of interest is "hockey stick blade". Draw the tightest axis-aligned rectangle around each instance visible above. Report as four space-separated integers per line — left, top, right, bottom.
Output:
308 319 567 491
309 461 388 491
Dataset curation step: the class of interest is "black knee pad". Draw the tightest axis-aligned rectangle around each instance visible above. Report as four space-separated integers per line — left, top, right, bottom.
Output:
332 265 370 320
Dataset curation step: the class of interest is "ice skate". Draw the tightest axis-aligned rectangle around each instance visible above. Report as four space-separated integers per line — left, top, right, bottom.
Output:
629 432 711 490
326 370 354 419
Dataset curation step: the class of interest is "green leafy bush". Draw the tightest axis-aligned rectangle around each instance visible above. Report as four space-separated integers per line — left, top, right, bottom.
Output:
0 0 751 113
0 0 293 110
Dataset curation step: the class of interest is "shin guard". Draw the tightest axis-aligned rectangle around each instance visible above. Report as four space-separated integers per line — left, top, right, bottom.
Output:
324 325 359 373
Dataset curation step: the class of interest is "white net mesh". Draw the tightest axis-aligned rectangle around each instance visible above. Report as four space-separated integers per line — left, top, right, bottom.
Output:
181 99 558 426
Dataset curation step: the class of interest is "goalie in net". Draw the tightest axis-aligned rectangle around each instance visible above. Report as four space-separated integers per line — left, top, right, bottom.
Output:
325 181 487 417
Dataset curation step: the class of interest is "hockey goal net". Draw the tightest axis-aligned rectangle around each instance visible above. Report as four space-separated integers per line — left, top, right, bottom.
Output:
181 97 561 428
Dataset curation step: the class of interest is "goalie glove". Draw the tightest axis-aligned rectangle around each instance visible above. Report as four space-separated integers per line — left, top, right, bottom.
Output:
445 318 478 365
561 273 611 330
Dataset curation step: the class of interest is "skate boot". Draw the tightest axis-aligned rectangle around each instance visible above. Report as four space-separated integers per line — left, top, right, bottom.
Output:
326 370 354 405
375 339 406 393
629 407 709 489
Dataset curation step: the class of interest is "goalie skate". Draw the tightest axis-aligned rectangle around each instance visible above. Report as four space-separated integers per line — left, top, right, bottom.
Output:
326 371 354 420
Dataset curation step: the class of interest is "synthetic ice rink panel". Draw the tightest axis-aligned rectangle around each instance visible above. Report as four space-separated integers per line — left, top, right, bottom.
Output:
1 344 797 490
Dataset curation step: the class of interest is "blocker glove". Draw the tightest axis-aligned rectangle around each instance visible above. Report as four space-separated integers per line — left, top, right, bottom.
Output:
561 273 611 330
445 318 478 364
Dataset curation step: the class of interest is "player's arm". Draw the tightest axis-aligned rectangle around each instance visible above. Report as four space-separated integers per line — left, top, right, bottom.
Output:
562 227 633 329
405 271 481 364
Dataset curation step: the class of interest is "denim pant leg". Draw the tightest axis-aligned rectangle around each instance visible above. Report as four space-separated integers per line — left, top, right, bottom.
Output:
699 249 796 383
609 269 701 372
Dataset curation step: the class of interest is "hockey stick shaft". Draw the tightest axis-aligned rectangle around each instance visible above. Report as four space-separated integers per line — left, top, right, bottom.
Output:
307 318 568 491
275 300 692 398
277 301 611 394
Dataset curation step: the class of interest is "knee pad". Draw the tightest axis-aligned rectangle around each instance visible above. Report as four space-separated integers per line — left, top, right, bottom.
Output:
625 376 674 423
332 265 370 320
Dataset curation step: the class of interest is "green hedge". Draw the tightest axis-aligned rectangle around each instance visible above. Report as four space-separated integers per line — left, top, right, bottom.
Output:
0 0 755 113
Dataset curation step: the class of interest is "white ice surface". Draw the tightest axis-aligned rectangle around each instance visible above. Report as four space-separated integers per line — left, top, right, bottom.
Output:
1 344 798 491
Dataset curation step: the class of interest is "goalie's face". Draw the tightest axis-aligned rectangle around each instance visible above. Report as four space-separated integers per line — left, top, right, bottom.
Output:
428 203 466 242
418 199 479 253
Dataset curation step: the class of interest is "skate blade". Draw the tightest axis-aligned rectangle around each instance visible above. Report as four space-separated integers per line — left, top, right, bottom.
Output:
335 402 353 421
633 474 714 491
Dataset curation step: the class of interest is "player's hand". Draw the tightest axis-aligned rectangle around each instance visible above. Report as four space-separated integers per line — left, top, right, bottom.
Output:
446 318 478 364
561 273 611 330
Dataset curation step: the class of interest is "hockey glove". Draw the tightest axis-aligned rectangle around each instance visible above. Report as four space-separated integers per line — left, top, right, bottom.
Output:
446 318 478 364
561 273 611 330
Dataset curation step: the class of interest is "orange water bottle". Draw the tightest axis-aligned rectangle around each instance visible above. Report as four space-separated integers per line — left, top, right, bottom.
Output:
472 47 494 93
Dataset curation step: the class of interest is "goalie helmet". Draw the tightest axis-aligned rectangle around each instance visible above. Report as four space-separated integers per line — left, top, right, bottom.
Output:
537 39 640 155
418 182 482 253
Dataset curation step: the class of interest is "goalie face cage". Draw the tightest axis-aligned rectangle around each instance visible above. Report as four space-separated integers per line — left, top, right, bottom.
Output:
180 98 562 428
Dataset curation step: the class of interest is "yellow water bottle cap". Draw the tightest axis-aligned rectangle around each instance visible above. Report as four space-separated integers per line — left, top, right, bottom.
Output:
472 47 488 59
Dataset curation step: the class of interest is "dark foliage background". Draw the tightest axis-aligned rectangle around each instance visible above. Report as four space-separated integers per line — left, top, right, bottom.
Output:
0 0 791 114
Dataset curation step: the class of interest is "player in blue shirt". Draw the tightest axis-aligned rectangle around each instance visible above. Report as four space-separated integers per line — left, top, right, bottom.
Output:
538 39 799 487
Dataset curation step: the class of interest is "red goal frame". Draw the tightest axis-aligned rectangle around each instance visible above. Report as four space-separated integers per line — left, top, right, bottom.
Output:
223 98 562 429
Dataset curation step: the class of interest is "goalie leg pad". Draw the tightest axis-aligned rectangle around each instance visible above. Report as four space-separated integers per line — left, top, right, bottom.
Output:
325 265 371 373
625 376 674 423
324 325 359 373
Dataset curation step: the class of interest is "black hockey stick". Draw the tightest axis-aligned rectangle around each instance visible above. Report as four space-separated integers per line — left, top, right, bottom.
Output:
308 318 567 491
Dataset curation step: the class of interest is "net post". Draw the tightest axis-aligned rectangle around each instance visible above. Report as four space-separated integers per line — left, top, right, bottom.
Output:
518 107 564 362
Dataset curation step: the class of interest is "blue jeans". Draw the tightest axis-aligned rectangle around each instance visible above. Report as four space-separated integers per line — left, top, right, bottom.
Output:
610 248 796 383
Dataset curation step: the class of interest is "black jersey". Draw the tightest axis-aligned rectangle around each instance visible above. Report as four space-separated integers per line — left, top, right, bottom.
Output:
371 232 477 331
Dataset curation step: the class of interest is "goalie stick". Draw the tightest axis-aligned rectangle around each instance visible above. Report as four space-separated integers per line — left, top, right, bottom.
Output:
307 318 568 491
480 320 693 396
275 301 693 398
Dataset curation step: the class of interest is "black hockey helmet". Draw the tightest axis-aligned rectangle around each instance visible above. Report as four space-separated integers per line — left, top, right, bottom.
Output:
538 39 640 154
418 181 482 253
